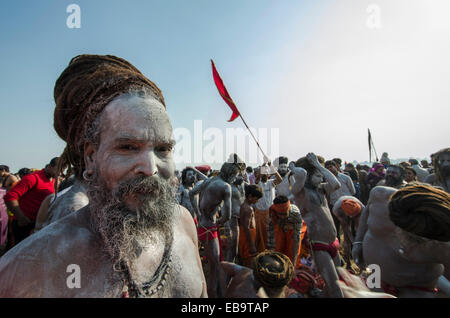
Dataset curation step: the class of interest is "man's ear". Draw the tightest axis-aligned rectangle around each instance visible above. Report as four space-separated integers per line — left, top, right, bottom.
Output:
84 142 96 174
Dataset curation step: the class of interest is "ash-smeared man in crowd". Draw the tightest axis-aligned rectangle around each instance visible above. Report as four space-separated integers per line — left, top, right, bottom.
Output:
189 155 244 298
377 165 408 189
0 55 207 297
224 168 246 264
324 159 355 244
352 183 450 297
178 166 207 221
289 153 344 297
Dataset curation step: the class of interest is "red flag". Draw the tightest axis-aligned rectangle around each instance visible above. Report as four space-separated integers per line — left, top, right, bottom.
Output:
211 59 240 122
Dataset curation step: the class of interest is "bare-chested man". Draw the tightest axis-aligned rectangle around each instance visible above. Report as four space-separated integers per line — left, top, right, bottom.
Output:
332 196 364 268
376 165 407 189
289 152 344 298
178 166 207 221
352 183 450 297
239 184 263 268
224 173 246 264
189 159 243 298
0 54 206 297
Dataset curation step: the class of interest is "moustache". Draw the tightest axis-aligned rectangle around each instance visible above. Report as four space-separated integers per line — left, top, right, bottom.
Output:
113 175 168 201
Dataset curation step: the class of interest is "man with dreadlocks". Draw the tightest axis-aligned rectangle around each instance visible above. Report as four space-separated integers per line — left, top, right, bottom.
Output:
353 183 450 297
289 152 344 298
189 154 244 298
425 148 450 193
252 251 295 298
0 54 207 297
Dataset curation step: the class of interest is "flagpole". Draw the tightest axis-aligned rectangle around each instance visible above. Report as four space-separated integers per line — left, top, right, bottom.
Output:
238 114 269 162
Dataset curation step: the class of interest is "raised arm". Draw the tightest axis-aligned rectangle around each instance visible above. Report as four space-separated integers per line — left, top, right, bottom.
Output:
288 161 307 196
218 184 232 225
189 180 208 220
306 153 341 192
267 162 283 186
190 166 208 181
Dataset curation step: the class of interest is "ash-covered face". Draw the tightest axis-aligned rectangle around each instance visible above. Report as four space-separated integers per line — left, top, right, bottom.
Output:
185 170 196 185
310 171 323 187
84 93 177 266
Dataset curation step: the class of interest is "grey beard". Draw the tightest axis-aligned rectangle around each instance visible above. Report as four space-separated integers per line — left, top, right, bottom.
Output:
87 172 176 271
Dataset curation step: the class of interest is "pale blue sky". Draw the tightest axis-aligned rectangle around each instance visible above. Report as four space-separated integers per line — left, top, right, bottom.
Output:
1 0 449 172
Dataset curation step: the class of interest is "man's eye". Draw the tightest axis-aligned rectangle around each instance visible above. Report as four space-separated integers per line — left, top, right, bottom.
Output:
119 145 138 151
156 145 173 153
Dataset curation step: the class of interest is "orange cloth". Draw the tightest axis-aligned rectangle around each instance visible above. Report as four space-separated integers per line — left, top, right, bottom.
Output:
254 208 268 253
239 225 256 267
296 222 308 269
341 199 361 217
273 224 297 263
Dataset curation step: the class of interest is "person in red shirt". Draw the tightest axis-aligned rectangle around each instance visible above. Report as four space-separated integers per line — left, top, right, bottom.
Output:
4 157 59 244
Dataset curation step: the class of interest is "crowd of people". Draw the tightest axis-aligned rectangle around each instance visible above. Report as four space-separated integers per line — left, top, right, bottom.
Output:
0 54 449 298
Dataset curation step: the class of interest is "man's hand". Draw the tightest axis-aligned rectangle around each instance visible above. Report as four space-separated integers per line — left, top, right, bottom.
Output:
306 152 320 168
336 267 395 298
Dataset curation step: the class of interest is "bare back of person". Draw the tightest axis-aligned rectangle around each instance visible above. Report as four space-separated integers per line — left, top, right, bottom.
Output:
197 176 231 228
361 186 444 297
44 179 89 226
0 204 206 297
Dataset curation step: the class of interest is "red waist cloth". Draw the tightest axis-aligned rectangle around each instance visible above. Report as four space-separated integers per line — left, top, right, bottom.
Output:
197 225 223 261
310 238 340 259
381 281 438 297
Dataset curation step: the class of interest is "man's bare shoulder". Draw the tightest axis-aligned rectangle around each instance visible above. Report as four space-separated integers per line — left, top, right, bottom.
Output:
0 206 103 297
369 186 397 202
1 206 96 265
177 204 197 239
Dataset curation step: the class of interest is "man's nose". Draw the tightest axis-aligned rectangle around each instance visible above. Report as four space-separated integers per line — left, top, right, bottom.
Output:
134 150 158 177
